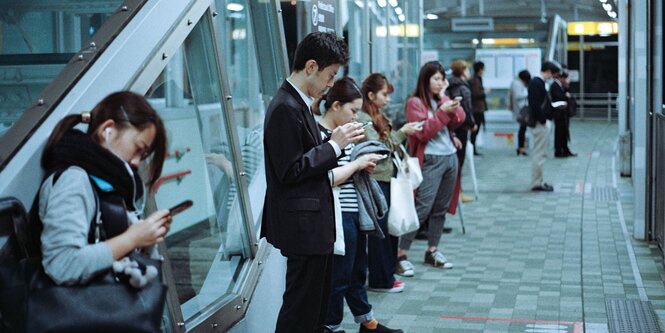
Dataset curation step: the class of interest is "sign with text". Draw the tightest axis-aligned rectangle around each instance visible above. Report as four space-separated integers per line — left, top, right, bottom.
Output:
311 0 336 33
475 48 541 89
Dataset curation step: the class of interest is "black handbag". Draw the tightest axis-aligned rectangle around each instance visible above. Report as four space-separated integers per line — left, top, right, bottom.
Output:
0 255 166 333
0 174 167 333
517 105 530 126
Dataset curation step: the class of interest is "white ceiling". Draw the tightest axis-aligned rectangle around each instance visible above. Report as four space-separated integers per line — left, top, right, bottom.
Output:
423 0 617 22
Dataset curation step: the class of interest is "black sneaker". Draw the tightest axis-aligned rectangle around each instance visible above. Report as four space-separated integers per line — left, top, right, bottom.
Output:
359 323 403 333
531 183 554 192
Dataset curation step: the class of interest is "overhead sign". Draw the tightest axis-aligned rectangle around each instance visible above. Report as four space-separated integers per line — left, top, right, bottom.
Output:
311 0 336 33
568 22 618 35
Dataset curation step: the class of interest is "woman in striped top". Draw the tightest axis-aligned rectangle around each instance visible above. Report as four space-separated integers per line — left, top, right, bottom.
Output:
316 77 403 333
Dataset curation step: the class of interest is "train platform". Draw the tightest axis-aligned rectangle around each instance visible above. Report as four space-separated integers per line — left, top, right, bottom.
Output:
340 120 665 333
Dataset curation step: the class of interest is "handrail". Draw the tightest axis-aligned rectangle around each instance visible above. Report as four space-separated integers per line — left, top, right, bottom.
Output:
570 92 617 122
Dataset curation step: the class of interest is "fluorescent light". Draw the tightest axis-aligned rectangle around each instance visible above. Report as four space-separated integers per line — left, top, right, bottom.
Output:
355 0 364 7
426 13 439 20
377 0 387 7
602 3 612 11
394 7 403 15
599 0 607 2
398 14 405 21
481 38 495 44
388 0 398 8
226 3 243 11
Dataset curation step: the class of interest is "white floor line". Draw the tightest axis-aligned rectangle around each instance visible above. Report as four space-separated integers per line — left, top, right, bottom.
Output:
612 139 648 301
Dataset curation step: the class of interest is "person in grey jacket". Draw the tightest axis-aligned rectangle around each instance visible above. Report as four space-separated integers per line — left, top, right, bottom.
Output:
38 91 170 285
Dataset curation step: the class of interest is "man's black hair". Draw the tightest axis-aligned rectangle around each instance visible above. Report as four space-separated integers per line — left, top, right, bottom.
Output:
541 60 562 74
292 32 349 72
473 61 485 74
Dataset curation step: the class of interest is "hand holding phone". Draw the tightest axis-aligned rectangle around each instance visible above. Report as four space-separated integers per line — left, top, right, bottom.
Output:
453 96 463 102
168 200 193 217
415 120 425 128
362 121 373 128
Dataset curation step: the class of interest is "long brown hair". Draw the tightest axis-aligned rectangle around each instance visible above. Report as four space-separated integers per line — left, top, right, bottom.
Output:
361 73 394 140
412 61 446 111
42 91 167 187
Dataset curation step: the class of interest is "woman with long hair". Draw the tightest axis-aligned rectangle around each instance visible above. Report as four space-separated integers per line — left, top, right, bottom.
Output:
39 91 170 285
358 73 421 292
397 61 465 277
318 77 403 333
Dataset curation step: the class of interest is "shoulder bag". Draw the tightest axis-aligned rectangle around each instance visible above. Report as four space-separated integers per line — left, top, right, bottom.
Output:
387 151 420 237
0 174 167 333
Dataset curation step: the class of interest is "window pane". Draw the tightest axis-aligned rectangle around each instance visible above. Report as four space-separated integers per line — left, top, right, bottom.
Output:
216 0 266 231
143 15 250 325
0 1 123 139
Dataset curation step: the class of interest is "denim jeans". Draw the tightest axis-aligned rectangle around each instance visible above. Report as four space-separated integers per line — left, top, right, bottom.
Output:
326 212 374 329
367 181 398 289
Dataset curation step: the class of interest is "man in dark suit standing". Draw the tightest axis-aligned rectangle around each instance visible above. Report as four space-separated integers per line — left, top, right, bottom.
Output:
262 32 365 333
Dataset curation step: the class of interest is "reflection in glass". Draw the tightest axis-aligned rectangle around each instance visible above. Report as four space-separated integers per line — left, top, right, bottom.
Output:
0 1 123 139
143 16 250 325
216 0 266 231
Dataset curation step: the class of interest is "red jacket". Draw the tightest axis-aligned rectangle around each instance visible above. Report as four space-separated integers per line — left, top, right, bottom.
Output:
404 95 465 214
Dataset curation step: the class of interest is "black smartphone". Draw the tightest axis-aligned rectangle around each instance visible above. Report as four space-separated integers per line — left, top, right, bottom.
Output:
168 200 193 216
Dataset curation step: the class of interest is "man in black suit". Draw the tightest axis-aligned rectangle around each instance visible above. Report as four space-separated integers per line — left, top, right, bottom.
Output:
262 32 365 333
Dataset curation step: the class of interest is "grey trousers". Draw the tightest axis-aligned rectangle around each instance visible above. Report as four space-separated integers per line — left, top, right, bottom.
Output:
400 153 458 250
530 121 550 188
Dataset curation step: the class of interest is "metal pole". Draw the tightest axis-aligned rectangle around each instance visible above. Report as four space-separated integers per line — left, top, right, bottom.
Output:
608 91 612 123
579 35 585 119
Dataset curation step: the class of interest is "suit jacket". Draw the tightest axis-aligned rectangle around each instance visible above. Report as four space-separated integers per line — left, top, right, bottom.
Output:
549 80 568 120
261 81 338 255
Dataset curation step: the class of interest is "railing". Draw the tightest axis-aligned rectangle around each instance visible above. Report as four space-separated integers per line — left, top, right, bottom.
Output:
571 92 618 122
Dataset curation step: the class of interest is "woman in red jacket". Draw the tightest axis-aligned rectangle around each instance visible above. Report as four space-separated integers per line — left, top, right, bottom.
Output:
396 61 465 277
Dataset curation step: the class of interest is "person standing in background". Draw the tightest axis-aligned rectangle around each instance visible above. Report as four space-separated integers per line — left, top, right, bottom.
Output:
528 61 561 192
446 60 476 203
510 70 531 156
469 61 487 156
551 69 577 158
262 32 364 333
358 73 421 291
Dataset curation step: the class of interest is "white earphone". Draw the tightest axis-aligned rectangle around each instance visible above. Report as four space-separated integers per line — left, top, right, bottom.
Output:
104 127 111 142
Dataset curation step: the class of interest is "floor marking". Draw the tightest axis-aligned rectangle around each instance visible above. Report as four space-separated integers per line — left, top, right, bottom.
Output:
611 144 648 301
440 315 584 333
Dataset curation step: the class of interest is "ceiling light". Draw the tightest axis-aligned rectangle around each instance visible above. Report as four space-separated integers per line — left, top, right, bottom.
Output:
426 13 438 20
389 0 398 8
226 3 243 11
395 7 403 15
377 0 387 7
602 3 612 11
398 14 405 22
472 38 479 45
599 0 607 2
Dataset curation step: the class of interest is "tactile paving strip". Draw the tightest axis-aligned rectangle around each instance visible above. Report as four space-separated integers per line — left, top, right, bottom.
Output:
606 299 662 333
592 186 619 202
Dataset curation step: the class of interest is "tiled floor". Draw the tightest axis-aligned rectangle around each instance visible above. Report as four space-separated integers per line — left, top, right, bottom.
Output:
339 120 665 333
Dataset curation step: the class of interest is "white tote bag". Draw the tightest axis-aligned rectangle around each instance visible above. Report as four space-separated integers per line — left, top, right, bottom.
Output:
397 145 423 190
332 187 345 255
387 159 420 237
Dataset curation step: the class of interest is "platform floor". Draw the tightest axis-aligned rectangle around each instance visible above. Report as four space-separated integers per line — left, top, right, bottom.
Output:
339 120 665 333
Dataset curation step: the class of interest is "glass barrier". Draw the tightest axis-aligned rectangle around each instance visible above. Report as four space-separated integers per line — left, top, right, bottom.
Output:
215 0 266 231
0 0 123 139
143 14 251 326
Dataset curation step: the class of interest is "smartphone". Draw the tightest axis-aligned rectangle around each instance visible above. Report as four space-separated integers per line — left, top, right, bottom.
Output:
415 120 425 129
362 121 373 128
453 96 463 102
378 154 389 160
168 200 193 216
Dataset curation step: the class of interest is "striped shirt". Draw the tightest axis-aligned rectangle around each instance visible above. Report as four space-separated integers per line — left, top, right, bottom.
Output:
319 124 359 213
